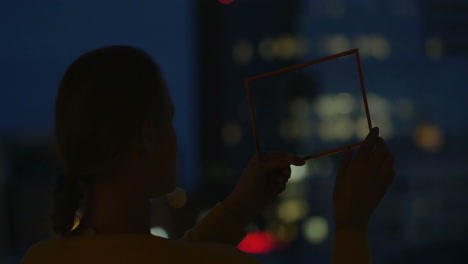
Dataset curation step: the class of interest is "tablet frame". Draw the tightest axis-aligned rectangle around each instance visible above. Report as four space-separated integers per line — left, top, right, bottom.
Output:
244 49 372 161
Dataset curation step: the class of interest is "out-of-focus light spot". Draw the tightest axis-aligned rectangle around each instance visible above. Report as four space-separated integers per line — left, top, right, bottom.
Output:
233 39 254 65
366 93 391 120
289 163 309 183
150 226 168 238
333 117 354 141
326 34 350 54
355 35 391 60
267 222 298 243
218 0 234 4
259 37 274 61
370 35 391 60
277 198 308 223
71 209 83 231
355 116 371 140
315 93 356 120
238 231 276 254
318 120 335 142
276 34 298 60
222 122 243 146
325 0 346 18
314 95 336 119
355 35 373 56
426 36 444 60
334 93 355 114
414 123 444 152
289 98 310 119
166 187 187 208
303 216 329 244
395 98 415 120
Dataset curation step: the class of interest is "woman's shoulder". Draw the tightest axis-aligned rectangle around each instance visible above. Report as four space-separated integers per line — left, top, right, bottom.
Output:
21 234 258 264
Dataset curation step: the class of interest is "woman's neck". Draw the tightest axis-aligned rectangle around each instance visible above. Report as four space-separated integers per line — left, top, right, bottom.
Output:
81 180 151 235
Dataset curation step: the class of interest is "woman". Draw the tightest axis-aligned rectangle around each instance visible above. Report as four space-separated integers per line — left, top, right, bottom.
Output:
21 46 394 264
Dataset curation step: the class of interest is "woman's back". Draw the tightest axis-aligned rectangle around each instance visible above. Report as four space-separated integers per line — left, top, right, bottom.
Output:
21 233 258 264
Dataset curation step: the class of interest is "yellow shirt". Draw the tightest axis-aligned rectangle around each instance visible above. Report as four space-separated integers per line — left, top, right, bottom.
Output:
21 203 371 264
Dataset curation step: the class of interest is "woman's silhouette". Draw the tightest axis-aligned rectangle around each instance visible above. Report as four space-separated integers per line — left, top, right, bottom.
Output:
21 46 394 264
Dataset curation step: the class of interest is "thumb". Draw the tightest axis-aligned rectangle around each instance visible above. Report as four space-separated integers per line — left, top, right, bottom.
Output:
258 155 296 175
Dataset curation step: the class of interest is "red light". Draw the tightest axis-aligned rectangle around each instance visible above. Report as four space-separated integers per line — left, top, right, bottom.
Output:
237 231 276 255
218 0 235 4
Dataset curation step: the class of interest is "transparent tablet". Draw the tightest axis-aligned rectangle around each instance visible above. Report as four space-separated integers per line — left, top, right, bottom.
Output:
245 49 372 160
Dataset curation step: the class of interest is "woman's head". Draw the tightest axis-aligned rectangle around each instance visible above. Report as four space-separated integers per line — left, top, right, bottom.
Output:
53 45 177 235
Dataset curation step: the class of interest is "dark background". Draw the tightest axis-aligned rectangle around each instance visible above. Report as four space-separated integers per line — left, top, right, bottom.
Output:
1 0 467 263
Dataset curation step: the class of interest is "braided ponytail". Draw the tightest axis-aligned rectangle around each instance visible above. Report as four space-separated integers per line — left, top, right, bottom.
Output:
51 173 83 236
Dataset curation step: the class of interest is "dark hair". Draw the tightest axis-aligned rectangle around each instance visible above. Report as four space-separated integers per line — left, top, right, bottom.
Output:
52 45 168 236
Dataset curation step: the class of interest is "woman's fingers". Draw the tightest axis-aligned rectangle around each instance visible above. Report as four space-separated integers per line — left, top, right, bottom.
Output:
338 147 352 174
368 137 388 172
354 127 379 165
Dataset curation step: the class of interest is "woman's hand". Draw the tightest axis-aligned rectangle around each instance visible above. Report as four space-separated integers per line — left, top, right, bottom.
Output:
223 152 305 226
333 127 395 234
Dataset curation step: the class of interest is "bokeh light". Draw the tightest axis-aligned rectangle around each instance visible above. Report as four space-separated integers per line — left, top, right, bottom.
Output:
238 231 276 254
218 0 235 5
276 34 298 60
413 123 444 152
325 34 350 54
333 116 355 141
166 187 187 208
150 226 169 238
277 198 308 223
303 216 329 244
289 163 309 183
